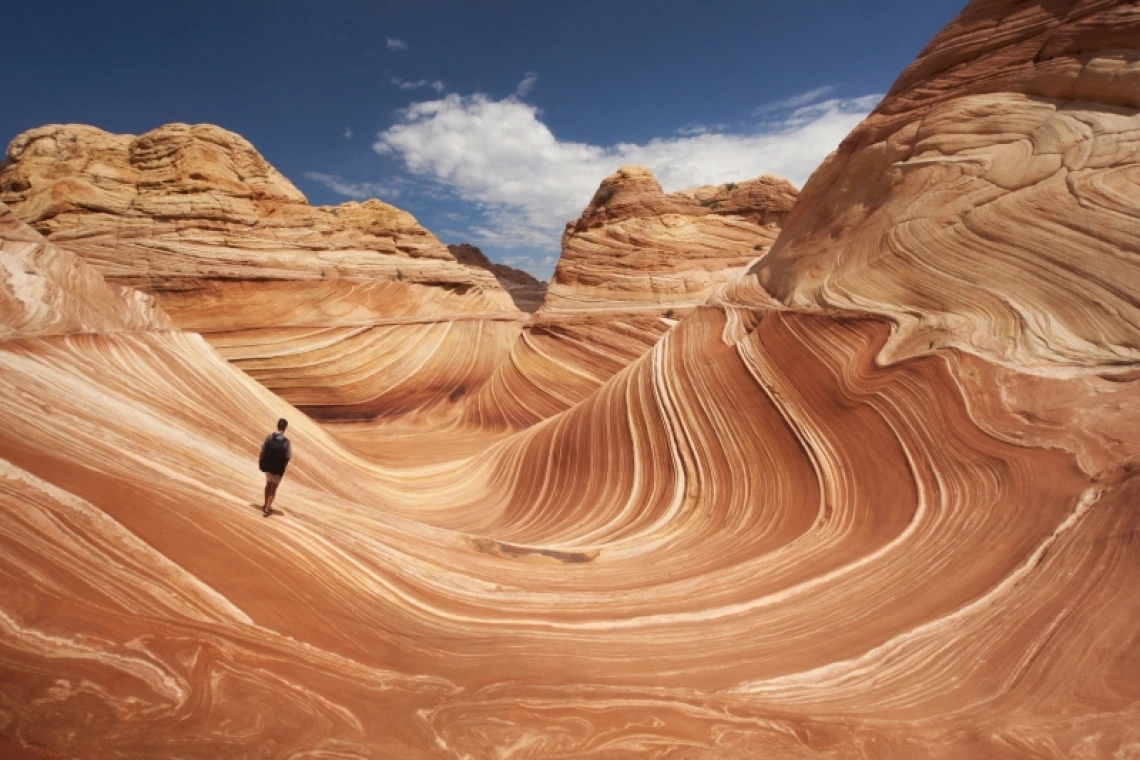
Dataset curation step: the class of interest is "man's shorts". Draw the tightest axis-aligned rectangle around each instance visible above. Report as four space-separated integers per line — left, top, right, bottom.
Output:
264 471 283 485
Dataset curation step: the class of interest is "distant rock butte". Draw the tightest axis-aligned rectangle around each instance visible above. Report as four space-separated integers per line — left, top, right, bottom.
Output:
542 165 796 314
448 243 547 313
459 166 798 429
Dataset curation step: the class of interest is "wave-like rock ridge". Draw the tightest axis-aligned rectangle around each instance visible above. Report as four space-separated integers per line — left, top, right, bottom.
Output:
1 1 1139 757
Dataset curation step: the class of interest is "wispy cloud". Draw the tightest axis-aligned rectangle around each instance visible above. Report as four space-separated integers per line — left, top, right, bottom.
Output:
386 37 408 52
675 123 728 136
752 85 836 115
515 72 539 98
372 89 881 252
344 127 354 140
387 75 446 93
304 171 402 200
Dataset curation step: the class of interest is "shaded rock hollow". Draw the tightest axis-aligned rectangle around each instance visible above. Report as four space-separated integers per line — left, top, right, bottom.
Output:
447 243 547 313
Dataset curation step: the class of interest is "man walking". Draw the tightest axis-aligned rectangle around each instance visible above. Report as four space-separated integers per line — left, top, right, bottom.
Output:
259 418 292 516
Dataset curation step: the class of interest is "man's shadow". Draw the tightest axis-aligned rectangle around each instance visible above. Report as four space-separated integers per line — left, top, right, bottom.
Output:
249 503 286 517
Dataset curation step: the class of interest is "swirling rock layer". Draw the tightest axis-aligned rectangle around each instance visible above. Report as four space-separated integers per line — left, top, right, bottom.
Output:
2 0 1140 757
0 123 522 419
461 167 798 430
737 0 1140 374
0 204 168 339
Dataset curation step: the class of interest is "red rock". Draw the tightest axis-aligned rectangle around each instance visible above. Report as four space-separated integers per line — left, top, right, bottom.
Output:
462 166 797 429
0 123 524 420
2 2 1140 756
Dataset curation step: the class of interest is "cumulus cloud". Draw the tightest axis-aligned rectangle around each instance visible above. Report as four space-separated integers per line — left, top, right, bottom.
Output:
344 127 354 140
386 37 408 51
372 88 880 251
387 75 446 93
304 171 402 200
515 72 539 98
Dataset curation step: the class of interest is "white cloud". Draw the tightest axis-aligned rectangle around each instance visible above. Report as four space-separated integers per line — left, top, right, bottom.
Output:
386 37 408 51
373 90 880 251
752 85 836 115
387 75 446 93
515 72 539 98
304 171 402 200
675 122 728 136
675 124 708 136
344 127 354 140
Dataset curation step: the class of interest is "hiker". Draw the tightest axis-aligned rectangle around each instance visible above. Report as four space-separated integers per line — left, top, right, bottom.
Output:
258 418 292 516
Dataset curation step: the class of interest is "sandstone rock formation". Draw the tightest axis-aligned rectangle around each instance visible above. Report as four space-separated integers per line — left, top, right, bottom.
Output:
2 1 1140 757
730 0 1140 375
448 243 547 312
0 204 169 339
546 165 795 313
461 166 798 429
0 123 525 419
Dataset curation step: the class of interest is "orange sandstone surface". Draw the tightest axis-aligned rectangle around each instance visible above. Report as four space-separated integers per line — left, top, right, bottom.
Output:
2 1 1140 757
459 166 798 430
0 123 526 421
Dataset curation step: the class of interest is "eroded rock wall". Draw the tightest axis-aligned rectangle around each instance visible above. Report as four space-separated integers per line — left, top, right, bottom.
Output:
0 123 524 419
461 166 798 430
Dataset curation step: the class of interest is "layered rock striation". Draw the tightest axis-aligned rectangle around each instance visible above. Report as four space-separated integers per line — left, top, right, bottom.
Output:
0 123 525 419
0 203 169 339
731 0 1140 375
546 165 796 313
461 166 798 429
2 1 1140 757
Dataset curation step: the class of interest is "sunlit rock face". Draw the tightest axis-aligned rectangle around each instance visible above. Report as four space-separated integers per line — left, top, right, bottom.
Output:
461 166 798 430
0 204 168 338
546 165 796 313
2 1 1140 757
0 123 524 420
736 0 1140 375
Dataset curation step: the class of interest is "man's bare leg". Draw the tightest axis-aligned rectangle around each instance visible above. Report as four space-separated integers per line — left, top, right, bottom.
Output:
264 482 279 515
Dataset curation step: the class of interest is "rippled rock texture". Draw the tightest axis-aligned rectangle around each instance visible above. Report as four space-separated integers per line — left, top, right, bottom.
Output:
0 123 524 420
0 205 169 338
2 0 1140 757
460 166 798 430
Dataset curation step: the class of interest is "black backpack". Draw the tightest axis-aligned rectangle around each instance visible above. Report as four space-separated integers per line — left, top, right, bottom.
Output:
260 433 289 473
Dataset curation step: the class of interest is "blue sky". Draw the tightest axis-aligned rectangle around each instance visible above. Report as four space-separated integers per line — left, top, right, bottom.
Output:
4 1 965 279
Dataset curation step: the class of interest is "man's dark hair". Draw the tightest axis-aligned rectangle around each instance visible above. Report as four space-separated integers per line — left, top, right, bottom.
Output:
277 418 288 432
